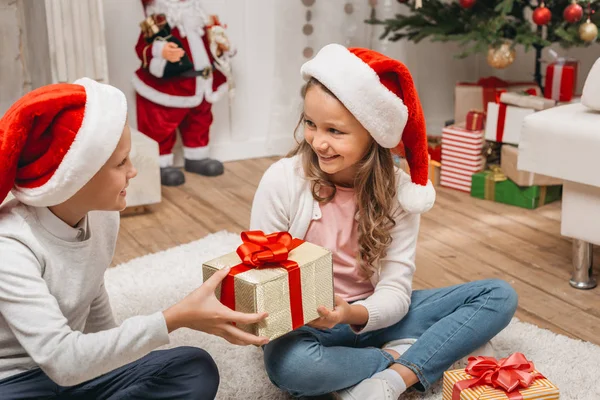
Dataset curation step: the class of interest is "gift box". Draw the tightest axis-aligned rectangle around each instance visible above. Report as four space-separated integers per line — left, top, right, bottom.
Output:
393 155 440 187
544 57 578 102
443 353 559 400
466 110 485 131
429 160 441 186
501 145 563 187
428 136 442 163
499 92 556 111
485 102 535 145
203 231 334 341
454 77 541 124
471 167 562 209
441 124 486 193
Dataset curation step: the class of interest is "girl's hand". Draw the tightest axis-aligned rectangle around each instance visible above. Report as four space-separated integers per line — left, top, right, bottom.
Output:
307 295 351 330
162 267 270 346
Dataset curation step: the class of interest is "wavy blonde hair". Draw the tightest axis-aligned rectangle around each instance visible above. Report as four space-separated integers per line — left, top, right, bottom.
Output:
288 78 399 279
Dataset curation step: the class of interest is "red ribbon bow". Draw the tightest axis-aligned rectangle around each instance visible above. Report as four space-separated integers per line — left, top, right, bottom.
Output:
220 231 305 329
453 353 545 400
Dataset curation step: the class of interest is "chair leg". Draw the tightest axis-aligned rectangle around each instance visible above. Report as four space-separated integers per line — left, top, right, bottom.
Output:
570 239 596 289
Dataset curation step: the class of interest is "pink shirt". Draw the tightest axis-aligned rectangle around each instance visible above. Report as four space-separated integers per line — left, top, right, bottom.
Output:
304 186 375 302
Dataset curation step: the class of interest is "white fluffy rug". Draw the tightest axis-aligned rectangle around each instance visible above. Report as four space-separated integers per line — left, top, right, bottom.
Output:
106 231 600 400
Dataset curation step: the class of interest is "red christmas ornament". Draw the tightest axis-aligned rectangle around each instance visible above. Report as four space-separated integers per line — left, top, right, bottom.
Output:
459 0 476 9
563 3 584 23
533 4 552 25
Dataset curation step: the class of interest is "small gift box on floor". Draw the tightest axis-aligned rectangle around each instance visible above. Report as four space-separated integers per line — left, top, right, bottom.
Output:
501 145 562 187
441 124 486 193
466 110 486 131
428 136 442 163
202 231 334 341
471 167 562 209
544 50 579 102
443 353 559 400
454 77 540 124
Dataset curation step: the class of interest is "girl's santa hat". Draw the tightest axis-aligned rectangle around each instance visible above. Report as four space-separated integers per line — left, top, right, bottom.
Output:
0 78 127 207
301 44 435 214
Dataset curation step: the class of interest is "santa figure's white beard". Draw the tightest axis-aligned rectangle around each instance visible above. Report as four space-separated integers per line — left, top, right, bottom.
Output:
145 0 209 37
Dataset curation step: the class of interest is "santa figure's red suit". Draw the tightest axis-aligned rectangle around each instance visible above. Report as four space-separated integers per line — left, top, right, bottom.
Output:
132 0 233 185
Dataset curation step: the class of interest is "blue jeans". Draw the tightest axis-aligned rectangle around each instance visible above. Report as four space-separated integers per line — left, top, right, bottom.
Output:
0 346 219 400
263 279 518 398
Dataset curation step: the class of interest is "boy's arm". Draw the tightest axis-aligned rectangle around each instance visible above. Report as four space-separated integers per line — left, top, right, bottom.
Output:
0 237 169 387
84 282 117 333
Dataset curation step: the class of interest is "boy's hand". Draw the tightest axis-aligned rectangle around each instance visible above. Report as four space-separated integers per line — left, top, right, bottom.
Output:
307 295 351 330
161 42 185 63
163 267 270 346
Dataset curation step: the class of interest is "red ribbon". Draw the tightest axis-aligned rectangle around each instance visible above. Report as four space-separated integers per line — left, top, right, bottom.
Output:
452 353 545 400
220 231 305 329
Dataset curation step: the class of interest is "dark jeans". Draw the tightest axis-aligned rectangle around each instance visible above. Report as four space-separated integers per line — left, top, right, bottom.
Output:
0 346 219 400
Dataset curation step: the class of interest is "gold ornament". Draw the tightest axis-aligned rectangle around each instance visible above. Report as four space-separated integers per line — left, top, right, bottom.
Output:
579 18 598 43
487 42 516 69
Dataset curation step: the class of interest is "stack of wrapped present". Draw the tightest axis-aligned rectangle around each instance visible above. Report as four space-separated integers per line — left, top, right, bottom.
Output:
472 91 564 209
452 75 576 209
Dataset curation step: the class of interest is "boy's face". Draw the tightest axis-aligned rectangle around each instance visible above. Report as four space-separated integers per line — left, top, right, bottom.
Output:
73 124 137 212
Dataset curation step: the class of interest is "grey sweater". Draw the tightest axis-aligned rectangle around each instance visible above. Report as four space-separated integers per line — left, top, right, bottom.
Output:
0 201 169 386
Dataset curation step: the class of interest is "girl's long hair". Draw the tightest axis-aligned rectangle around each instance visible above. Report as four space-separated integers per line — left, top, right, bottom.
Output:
288 78 398 279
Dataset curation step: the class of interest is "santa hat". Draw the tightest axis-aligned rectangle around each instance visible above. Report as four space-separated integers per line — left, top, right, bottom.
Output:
301 43 435 214
0 77 127 207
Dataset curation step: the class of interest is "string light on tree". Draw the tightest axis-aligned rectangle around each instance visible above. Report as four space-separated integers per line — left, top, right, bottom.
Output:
563 1 583 23
533 3 552 25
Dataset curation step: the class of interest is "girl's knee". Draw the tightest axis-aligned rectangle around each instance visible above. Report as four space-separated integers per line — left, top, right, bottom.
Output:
263 332 322 394
486 279 519 318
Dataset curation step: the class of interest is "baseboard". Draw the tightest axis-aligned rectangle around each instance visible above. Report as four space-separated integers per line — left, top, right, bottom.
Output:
173 136 295 166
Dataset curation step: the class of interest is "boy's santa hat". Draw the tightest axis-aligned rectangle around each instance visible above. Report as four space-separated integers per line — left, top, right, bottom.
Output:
0 78 127 207
301 44 435 214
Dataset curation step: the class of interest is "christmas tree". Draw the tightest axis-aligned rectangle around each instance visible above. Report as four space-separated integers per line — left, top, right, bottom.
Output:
367 0 599 88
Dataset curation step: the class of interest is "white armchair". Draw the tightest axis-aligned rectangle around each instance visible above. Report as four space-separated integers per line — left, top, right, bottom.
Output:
518 57 600 290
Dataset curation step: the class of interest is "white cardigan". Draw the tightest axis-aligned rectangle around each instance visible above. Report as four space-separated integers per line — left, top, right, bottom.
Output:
250 156 420 334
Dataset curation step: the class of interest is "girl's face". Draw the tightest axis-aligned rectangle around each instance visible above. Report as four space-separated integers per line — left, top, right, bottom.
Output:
303 84 373 186
73 124 137 212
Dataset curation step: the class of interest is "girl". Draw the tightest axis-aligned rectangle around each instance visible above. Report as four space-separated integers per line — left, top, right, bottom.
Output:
250 44 518 399
0 78 268 399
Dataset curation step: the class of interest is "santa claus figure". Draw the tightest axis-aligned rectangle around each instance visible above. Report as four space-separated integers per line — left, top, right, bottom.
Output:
133 0 235 186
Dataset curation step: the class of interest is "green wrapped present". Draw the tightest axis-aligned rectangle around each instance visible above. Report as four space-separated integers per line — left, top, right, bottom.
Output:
471 166 562 209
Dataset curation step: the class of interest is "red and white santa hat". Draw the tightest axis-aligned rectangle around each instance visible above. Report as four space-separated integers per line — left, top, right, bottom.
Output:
0 78 127 207
301 44 435 214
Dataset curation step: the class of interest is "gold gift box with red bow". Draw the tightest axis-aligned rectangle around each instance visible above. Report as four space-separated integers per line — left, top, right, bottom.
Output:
202 231 334 341
442 353 559 400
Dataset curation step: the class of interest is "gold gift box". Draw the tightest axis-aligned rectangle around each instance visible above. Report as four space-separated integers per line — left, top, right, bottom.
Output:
442 368 559 400
202 240 334 341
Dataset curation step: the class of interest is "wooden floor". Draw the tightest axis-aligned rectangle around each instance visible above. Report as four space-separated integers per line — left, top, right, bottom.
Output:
115 157 600 346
